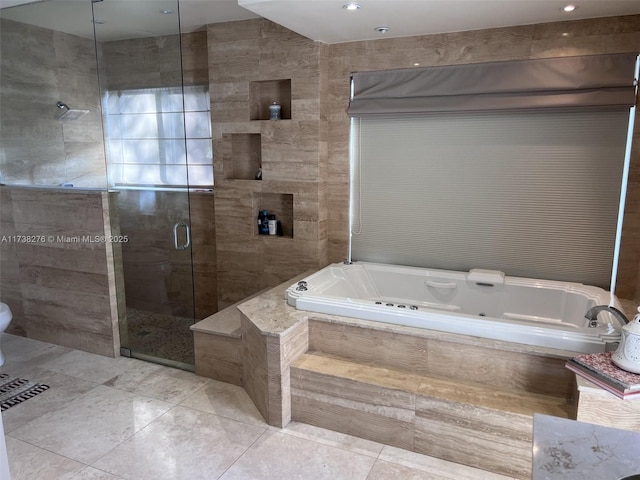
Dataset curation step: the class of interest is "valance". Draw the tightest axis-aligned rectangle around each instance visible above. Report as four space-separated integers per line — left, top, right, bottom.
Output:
348 53 638 116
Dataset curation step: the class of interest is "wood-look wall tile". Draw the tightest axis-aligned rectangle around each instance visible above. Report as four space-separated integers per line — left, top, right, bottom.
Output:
576 378 640 431
414 399 532 478
19 313 115 357
217 271 265 309
291 390 415 451
308 319 574 398
241 313 270 419
194 332 242 385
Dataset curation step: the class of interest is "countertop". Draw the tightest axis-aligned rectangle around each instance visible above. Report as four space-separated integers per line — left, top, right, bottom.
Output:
533 414 640 479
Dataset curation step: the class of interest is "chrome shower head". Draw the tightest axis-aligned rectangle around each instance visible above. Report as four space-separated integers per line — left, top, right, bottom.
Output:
56 101 89 122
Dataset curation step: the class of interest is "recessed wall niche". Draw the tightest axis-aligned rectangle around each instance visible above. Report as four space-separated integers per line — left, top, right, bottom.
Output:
223 133 262 180
249 79 292 121
253 192 294 238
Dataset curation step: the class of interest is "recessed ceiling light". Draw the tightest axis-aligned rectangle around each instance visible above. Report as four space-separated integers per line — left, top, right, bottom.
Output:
161 9 174 15
413 63 420 66
562 4 577 12
343 3 361 10
374 26 390 34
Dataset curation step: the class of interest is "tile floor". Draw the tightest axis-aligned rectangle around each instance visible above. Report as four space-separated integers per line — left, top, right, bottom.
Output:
0 333 516 480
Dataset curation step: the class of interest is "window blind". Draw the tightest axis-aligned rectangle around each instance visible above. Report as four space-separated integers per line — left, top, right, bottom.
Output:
349 53 638 115
350 108 630 287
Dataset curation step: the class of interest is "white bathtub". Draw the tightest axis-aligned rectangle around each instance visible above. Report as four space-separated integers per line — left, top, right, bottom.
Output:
286 262 622 353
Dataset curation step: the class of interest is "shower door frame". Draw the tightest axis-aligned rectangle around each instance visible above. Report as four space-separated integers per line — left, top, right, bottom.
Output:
92 0 199 371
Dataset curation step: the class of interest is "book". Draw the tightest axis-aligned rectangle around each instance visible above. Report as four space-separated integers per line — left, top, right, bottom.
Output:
565 351 640 400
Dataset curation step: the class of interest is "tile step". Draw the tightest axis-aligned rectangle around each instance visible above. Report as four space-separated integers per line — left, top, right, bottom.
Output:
291 351 573 479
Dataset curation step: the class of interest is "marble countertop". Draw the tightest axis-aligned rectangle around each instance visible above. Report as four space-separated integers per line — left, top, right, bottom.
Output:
533 414 640 479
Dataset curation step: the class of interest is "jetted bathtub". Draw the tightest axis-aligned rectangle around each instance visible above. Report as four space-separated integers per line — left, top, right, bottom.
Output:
286 262 622 353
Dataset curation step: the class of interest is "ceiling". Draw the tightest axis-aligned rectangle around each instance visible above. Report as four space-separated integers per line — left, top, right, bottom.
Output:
1 0 639 43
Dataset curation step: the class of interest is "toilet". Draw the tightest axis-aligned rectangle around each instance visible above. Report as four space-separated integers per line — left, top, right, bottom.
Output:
0 303 12 366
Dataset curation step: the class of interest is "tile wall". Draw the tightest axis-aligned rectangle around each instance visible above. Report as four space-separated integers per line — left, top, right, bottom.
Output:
208 19 329 309
0 187 120 356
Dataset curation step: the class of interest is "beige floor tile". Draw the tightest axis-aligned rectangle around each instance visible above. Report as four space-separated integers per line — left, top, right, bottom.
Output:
1 368 97 433
43 350 145 384
367 459 453 480
92 405 266 480
0 334 72 376
280 421 384 458
103 360 211 404
179 378 266 426
219 428 376 480
70 466 125 479
5 436 85 480
10 385 172 464
378 446 517 480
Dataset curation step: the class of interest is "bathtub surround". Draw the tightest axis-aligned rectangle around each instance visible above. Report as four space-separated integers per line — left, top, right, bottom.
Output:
193 273 640 476
196 277 576 478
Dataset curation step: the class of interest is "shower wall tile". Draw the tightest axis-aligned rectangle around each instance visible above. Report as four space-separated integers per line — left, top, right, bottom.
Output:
189 192 218 319
101 31 207 90
325 14 640 301
181 31 209 86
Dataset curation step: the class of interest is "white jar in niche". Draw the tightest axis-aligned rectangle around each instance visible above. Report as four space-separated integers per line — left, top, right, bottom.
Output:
269 102 281 120
268 215 277 235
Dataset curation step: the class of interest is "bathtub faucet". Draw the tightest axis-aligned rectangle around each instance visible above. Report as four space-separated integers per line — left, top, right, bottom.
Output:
584 305 630 328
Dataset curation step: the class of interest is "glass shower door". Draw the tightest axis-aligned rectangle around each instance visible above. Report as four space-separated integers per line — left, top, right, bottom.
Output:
93 0 197 368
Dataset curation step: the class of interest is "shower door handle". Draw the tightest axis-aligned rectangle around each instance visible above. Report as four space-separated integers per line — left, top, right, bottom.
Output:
173 221 191 251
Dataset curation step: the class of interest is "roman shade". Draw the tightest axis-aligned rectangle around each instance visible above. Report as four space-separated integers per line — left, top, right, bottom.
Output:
348 53 638 116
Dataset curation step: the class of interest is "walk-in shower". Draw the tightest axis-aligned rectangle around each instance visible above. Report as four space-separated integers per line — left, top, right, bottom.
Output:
0 0 215 370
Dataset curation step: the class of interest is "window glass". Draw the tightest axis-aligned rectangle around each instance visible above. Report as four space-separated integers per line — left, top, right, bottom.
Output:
104 85 212 187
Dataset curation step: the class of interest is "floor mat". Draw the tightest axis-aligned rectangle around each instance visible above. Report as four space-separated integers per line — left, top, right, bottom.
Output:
0 373 50 411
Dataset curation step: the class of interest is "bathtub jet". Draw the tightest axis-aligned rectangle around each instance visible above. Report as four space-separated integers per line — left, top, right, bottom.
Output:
286 262 622 354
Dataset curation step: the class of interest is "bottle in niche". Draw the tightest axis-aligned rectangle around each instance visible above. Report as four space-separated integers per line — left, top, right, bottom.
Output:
258 210 268 235
260 210 270 235
269 101 281 121
268 214 277 235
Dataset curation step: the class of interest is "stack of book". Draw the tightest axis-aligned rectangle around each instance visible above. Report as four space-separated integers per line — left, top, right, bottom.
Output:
565 351 640 400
